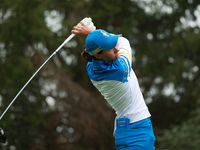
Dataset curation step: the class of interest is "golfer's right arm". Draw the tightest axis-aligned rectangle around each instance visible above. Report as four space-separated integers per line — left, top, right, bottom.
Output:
71 21 94 37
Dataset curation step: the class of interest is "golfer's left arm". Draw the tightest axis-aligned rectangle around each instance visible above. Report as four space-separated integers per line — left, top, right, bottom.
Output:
118 37 132 66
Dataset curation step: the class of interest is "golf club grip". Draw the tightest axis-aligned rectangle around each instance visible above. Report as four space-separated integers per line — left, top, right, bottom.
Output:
0 34 76 120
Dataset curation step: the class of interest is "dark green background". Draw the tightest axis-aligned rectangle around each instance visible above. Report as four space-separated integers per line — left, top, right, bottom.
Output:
1 0 200 149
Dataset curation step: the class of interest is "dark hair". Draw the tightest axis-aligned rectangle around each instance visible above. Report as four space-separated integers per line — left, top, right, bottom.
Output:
81 50 103 62
81 50 93 62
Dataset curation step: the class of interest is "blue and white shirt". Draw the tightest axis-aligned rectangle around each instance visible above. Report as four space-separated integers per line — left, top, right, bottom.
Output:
87 37 151 131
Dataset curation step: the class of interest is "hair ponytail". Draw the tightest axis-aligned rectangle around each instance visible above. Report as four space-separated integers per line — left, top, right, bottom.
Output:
81 50 94 62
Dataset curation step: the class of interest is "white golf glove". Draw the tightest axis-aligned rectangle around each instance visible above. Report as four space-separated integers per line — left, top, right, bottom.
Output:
78 17 96 30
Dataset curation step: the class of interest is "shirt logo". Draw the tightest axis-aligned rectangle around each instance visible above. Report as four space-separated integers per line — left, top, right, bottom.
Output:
101 31 109 37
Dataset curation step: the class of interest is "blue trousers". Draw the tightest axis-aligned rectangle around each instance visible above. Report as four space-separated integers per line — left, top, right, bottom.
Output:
115 118 155 150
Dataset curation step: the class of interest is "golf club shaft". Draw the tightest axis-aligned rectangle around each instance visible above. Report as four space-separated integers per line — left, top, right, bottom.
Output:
0 33 76 120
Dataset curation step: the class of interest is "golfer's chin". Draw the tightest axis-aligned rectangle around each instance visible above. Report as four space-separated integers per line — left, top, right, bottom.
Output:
106 54 119 62
115 54 119 60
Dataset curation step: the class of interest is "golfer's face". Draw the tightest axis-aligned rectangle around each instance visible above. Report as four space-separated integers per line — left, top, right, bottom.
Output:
101 47 119 62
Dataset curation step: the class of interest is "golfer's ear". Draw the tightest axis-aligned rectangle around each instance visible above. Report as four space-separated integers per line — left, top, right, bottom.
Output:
94 53 101 59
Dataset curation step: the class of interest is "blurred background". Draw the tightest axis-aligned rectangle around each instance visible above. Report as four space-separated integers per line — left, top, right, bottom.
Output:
0 0 200 149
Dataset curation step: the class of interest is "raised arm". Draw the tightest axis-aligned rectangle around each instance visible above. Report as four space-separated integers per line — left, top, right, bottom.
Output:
71 21 94 37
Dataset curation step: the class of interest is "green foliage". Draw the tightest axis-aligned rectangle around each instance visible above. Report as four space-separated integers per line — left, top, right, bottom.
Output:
157 107 200 150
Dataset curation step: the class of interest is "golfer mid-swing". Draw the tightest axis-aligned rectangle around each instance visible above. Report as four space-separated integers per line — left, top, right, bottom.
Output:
72 22 155 150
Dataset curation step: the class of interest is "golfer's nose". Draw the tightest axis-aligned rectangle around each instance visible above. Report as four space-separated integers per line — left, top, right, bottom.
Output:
114 47 119 53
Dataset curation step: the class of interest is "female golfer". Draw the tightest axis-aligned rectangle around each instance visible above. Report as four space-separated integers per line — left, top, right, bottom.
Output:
72 21 155 150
